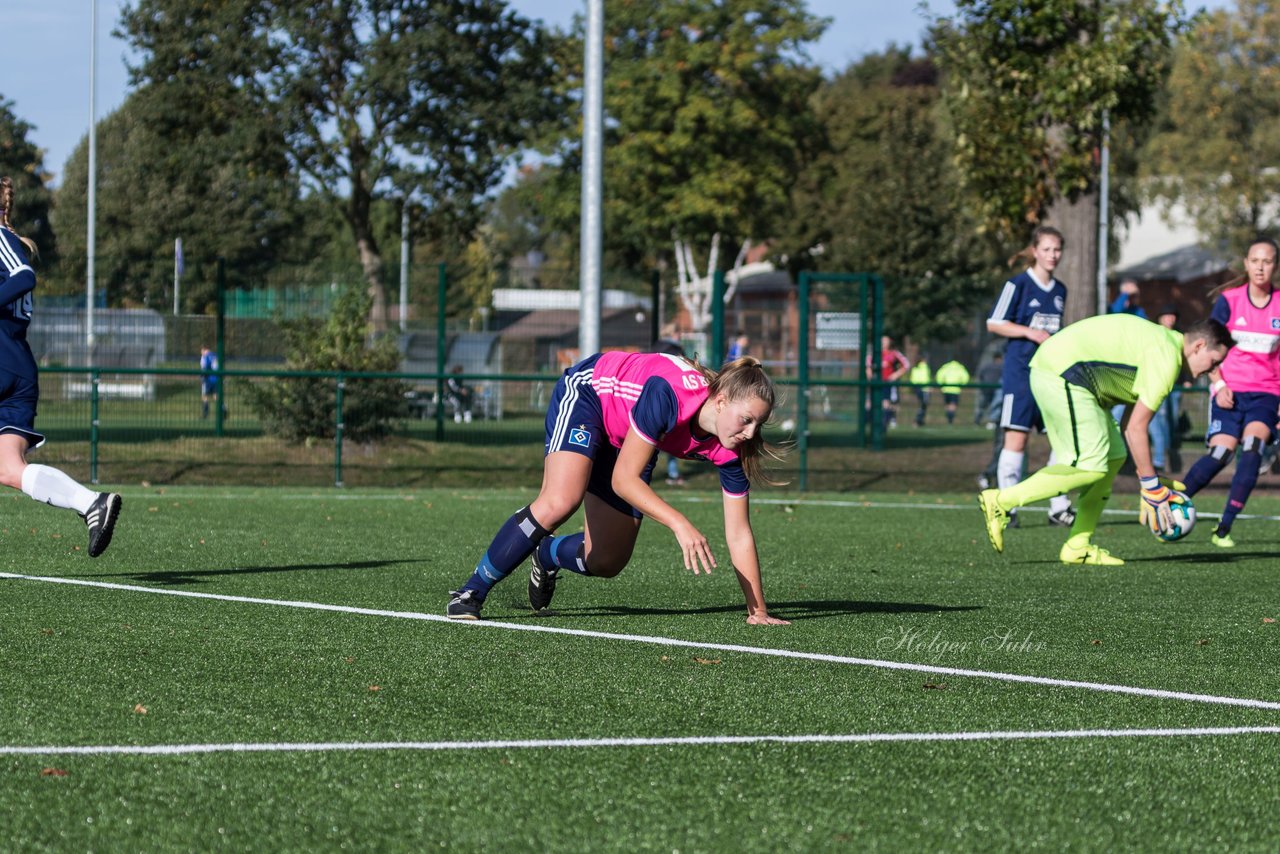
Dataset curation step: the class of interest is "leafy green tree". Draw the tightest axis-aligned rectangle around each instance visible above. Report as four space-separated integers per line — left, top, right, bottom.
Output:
787 50 998 343
934 0 1187 321
50 89 306 311
533 0 826 269
245 285 407 443
0 97 56 261
1142 1 1280 254
120 0 564 331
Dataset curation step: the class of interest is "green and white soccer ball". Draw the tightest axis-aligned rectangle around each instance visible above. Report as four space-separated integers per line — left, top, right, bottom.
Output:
1156 492 1196 542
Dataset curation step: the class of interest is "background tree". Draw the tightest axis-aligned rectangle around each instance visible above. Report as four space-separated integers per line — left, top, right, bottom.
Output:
533 0 827 271
0 97 56 262
120 0 564 332
50 89 305 311
786 49 998 343
1142 1 1280 255
933 0 1187 322
245 285 407 443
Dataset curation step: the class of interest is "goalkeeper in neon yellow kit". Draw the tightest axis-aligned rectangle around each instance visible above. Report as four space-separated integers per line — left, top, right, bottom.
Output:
979 314 1233 565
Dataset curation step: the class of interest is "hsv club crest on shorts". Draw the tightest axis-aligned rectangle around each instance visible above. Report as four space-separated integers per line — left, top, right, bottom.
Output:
568 427 591 447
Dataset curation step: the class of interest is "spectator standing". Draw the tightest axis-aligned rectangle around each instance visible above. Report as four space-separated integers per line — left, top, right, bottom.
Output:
868 336 910 430
934 359 971 425
650 337 690 485
1108 277 1148 319
909 357 932 427
974 352 1003 427
1149 304 1182 473
199 346 219 420
725 332 750 364
1107 277 1150 424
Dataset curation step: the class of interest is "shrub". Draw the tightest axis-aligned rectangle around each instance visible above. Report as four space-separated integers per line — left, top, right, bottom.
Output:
246 286 408 442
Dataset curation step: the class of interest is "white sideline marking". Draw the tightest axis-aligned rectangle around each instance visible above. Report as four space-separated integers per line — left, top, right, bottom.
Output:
682 496 1280 524
106 490 1280 523
5 572 1280 712
5 726 1280 757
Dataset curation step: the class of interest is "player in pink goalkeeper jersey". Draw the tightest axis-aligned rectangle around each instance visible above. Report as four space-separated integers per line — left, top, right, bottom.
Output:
1180 236 1280 547
447 353 789 625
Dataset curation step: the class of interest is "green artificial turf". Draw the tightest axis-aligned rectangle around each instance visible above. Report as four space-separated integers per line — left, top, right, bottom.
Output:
3 485 1279 850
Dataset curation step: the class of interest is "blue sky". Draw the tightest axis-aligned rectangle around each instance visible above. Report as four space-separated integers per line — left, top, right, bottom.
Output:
5 1 1224 188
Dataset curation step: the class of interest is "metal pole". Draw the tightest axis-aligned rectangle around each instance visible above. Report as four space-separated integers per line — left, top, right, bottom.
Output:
173 237 182 316
1096 109 1111 317
89 369 100 485
797 272 810 492
399 199 410 333
215 258 226 438
334 376 345 488
650 270 660 344
435 263 447 442
711 270 725 365
857 275 868 447
87 0 97 358
872 275 886 451
579 0 604 357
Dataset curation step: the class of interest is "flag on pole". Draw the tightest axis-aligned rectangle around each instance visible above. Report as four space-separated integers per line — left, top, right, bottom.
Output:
175 237 184 276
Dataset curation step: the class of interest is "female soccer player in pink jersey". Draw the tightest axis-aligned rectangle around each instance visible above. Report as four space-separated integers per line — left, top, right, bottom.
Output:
447 352 789 625
1180 236 1280 547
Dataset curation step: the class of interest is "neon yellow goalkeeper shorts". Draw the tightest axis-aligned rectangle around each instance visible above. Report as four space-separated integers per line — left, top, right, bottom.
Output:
1029 367 1127 474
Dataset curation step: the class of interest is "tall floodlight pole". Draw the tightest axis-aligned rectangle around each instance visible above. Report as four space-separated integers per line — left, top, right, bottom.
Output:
1096 109 1111 317
87 0 98 356
400 198 410 333
579 0 604 356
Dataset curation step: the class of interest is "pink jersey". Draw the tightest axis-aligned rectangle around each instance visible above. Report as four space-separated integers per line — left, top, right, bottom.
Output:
591 351 748 496
1212 286 1280 393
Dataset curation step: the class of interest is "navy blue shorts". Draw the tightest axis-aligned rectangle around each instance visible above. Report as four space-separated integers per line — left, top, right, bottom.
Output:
1000 370 1044 432
1206 391 1280 444
544 355 654 518
0 369 45 449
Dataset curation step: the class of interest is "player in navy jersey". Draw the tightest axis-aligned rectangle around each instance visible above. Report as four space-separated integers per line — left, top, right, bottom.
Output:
0 177 122 557
986 226 1075 529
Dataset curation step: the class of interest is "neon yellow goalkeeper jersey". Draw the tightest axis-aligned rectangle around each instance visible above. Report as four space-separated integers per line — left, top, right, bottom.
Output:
1029 314 1184 410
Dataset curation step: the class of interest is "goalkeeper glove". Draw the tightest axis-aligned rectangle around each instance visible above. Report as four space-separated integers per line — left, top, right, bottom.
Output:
1139 476 1185 535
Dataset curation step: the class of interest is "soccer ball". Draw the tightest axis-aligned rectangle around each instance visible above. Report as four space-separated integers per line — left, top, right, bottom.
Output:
1157 492 1196 542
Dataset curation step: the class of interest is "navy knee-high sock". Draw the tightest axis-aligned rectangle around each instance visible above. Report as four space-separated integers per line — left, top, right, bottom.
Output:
1219 450 1262 535
537 533 590 576
461 506 550 600
1182 449 1231 497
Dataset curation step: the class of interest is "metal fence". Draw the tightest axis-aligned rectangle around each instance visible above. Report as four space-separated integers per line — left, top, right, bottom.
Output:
28 262 1213 490
30 364 1211 491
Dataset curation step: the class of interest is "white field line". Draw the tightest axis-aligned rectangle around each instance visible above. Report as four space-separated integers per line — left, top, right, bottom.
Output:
4 572 1280 712
681 496 1280 523
5 726 1280 757
118 489 1280 523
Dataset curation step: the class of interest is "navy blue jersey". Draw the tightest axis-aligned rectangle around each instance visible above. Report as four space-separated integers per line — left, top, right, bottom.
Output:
0 228 37 380
987 269 1067 384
